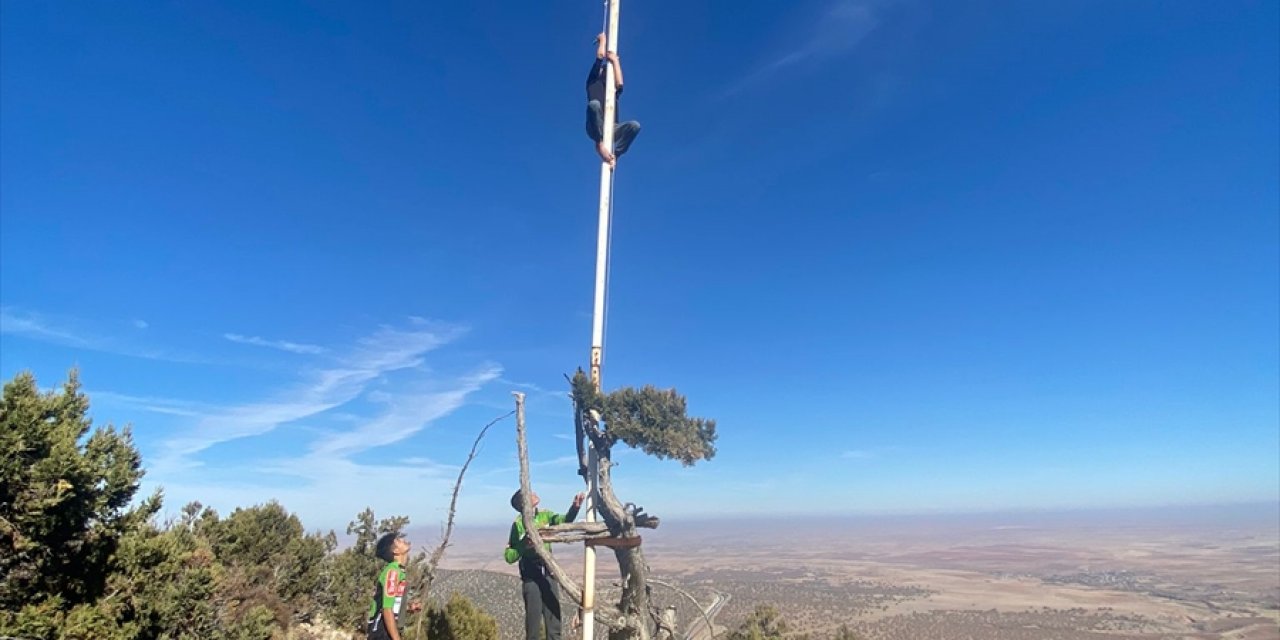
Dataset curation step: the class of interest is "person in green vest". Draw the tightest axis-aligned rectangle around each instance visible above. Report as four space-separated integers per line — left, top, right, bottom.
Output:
367 532 421 640
505 489 584 640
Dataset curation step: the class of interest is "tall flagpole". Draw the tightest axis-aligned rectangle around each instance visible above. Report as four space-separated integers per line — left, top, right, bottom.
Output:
589 5 620 385
584 0 621 638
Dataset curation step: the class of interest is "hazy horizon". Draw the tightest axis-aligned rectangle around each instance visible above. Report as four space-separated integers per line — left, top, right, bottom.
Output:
372 501 1280 549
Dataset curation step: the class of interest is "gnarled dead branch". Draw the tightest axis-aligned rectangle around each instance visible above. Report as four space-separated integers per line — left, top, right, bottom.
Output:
409 409 511 639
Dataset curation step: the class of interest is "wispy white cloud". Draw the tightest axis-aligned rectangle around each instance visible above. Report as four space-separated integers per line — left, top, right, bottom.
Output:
224 332 326 355
151 427 581 527
1 307 216 364
500 378 548 393
842 446 898 460
722 0 884 97
133 320 150 330
483 454 580 479
0 307 91 346
66 315 514 527
538 455 579 468
308 364 503 457
153 321 469 472
146 365 510 527
498 378 570 403
88 390 218 418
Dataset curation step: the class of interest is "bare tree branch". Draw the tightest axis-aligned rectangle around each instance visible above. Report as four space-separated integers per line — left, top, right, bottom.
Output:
575 399 663 640
409 409 512 639
565 372 590 479
647 578 716 640
581 411 630 534
428 409 512 571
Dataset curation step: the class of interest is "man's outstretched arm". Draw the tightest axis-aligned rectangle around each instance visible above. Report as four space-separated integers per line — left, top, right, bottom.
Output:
557 492 586 524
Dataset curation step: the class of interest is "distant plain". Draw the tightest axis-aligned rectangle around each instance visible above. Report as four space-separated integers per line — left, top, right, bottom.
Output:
418 504 1279 640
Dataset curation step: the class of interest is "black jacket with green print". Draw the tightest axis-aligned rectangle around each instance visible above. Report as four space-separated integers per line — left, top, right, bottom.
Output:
504 506 579 580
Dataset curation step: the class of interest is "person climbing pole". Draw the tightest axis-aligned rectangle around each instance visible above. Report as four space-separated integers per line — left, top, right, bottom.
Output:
366 532 422 640
505 489 585 640
586 32 640 168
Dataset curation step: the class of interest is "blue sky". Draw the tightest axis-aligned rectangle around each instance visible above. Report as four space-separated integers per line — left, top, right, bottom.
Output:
2 0 1277 530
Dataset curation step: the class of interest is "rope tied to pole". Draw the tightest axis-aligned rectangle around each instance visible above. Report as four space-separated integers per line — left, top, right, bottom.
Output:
603 161 616 367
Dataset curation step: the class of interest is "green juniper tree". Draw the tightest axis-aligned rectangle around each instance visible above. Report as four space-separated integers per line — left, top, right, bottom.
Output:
727 605 788 640
425 592 500 640
0 369 498 640
0 370 161 638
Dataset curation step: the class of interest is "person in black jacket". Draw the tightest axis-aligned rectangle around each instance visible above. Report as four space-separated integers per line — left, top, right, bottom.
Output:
504 489 584 640
586 32 641 168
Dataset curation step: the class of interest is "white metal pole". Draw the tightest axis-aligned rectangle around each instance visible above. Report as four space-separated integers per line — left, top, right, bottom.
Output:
581 447 600 640
589 0 620 388
585 3 621 639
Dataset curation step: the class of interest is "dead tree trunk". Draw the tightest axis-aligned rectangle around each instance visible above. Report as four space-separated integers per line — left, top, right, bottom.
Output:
581 410 660 640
